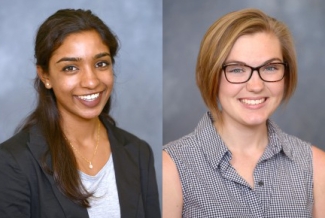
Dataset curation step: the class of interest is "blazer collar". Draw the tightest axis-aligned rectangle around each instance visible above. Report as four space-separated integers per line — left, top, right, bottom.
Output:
28 124 88 218
100 116 141 218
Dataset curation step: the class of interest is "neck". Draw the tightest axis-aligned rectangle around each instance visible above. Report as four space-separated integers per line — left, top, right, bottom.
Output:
61 114 101 146
214 116 268 154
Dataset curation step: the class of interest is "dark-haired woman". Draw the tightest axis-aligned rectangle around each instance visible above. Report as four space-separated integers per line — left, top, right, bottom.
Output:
0 9 160 218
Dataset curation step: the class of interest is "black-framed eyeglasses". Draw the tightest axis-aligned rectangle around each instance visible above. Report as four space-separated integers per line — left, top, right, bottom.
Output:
222 62 287 84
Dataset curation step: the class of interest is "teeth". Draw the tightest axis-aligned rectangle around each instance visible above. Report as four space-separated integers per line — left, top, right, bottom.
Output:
78 93 100 101
241 98 265 105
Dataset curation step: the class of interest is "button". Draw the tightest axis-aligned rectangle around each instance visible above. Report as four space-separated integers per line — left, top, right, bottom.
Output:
258 180 264 186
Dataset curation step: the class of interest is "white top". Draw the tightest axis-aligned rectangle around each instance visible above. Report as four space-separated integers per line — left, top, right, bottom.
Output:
80 155 120 218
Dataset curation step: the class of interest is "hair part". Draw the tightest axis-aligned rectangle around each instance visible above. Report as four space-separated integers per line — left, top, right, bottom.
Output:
196 8 297 121
17 9 119 207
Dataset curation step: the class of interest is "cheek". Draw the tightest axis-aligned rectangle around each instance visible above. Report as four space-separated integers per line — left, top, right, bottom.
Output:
50 75 79 94
101 72 114 88
218 75 242 99
269 81 285 98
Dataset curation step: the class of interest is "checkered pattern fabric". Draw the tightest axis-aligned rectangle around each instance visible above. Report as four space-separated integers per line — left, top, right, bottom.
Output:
164 112 313 218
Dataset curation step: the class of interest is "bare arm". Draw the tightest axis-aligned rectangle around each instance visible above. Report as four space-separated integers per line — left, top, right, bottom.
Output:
162 151 183 218
312 146 325 217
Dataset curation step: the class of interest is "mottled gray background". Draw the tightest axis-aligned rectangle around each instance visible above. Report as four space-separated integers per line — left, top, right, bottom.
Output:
163 0 325 151
0 0 162 200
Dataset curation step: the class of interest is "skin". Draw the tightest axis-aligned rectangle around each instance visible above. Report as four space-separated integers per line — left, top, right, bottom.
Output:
312 146 325 217
37 30 113 175
163 151 183 218
163 31 325 217
215 32 284 187
217 32 284 130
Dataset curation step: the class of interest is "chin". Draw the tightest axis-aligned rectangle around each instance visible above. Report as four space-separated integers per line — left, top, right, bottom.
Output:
77 110 102 120
241 116 268 127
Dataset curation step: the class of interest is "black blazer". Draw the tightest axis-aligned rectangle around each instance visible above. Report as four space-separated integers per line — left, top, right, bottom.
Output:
0 117 160 218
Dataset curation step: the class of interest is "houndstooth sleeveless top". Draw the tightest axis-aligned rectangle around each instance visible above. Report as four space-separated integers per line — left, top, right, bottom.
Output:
163 112 313 218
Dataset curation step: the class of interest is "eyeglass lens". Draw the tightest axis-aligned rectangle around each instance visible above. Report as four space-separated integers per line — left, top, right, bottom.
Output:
224 63 285 83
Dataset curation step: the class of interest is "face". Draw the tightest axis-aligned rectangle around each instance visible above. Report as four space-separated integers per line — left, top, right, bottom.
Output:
39 30 114 121
218 32 284 127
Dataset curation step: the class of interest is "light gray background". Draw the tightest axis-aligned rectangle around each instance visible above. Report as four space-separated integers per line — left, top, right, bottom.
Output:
0 0 162 201
164 0 325 152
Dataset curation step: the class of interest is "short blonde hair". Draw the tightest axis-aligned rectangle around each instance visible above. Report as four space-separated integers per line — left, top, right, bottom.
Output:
196 8 297 120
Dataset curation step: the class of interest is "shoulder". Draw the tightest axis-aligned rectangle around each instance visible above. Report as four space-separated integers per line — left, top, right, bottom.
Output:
269 120 311 150
311 146 325 217
312 146 325 174
163 131 197 153
312 146 325 180
281 132 312 156
163 150 183 218
0 129 30 157
162 151 180 184
163 112 214 154
276 130 315 175
163 151 177 173
0 129 37 176
163 130 201 171
112 124 147 145
281 131 310 147
113 125 151 151
1 126 47 179
0 131 32 217
270 121 312 160
0 130 31 183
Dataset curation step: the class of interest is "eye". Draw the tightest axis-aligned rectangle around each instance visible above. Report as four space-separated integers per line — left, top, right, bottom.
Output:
225 65 246 73
95 61 110 68
62 65 78 72
263 63 281 72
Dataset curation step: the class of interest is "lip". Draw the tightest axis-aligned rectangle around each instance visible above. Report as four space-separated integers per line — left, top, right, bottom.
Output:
238 97 268 109
75 91 104 108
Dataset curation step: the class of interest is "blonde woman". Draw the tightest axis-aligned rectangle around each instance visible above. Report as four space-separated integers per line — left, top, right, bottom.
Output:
163 8 325 218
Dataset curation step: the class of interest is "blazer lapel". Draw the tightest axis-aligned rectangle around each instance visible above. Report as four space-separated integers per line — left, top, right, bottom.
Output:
28 125 89 218
101 118 141 218
27 119 142 218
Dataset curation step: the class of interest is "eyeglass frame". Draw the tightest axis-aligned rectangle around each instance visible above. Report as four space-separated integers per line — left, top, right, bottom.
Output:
221 62 288 84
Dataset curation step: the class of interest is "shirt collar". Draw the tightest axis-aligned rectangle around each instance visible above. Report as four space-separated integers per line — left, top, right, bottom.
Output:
266 119 294 160
194 112 294 170
195 112 229 170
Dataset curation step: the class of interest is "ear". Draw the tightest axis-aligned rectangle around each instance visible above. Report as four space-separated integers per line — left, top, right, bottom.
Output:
37 66 52 89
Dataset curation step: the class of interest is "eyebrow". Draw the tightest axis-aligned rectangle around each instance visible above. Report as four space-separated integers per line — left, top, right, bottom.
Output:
224 58 283 65
56 52 111 64
56 57 81 63
95 52 111 59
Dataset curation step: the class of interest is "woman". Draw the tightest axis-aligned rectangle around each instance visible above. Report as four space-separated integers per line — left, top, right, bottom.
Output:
163 8 325 217
0 9 160 218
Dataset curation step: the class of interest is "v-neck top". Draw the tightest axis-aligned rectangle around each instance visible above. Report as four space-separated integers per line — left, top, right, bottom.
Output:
80 154 120 218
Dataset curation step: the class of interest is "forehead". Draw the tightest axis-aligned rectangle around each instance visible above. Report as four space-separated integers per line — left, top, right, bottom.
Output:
226 32 282 66
51 30 110 59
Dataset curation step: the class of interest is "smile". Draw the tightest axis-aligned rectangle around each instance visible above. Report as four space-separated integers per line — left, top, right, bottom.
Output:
240 98 266 105
77 93 100 101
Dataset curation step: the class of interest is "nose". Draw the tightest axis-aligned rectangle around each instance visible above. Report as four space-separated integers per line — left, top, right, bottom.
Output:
246 70 264 92
80 66 100 89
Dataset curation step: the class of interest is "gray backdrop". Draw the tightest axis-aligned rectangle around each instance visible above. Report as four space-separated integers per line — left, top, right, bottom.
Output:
0 0 162 200
163 0 325 152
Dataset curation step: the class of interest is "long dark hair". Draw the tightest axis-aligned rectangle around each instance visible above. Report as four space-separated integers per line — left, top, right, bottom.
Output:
17 9 119 207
